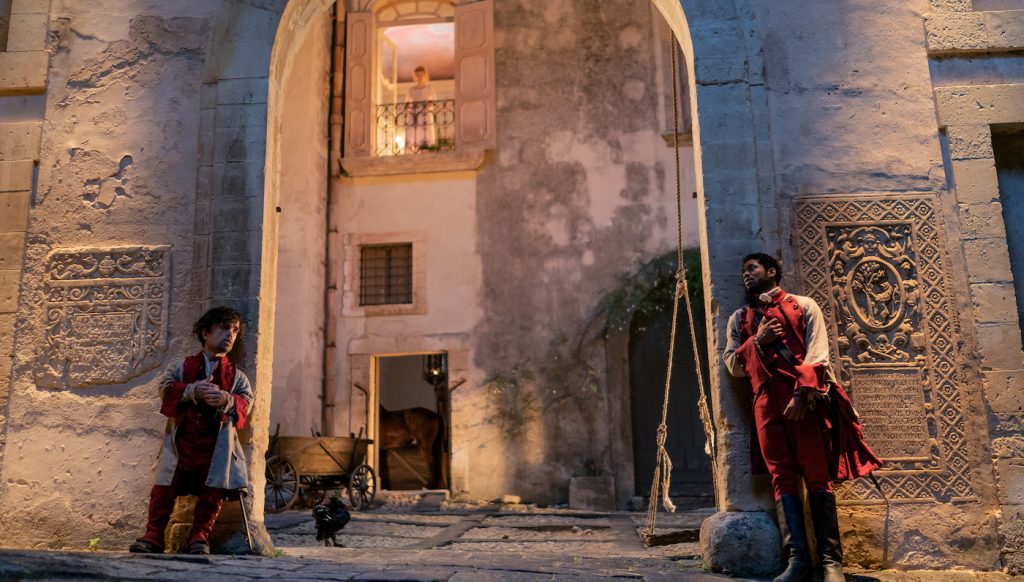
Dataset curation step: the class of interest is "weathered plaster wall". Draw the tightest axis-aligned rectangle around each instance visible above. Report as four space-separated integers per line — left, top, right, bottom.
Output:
0 1 217 548
329 172 483 425
463 0 698 503
268 9 330 438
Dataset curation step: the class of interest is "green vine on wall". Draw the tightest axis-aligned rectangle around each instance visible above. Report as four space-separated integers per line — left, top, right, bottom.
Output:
482 249 707 444
596 249 706 348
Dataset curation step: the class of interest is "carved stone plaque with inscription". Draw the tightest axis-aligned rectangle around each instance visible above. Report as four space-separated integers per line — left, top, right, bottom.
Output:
35 246 170 389
794 195 971 503
849 366 935 463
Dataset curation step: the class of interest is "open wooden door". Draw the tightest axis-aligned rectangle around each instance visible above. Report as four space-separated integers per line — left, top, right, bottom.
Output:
453 0 496 150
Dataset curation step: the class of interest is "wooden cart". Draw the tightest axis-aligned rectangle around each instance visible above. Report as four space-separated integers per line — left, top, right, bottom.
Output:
264 434 376 513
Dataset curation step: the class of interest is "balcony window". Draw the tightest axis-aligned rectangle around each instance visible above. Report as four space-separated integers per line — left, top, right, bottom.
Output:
375 21 455 156
343 0 496 169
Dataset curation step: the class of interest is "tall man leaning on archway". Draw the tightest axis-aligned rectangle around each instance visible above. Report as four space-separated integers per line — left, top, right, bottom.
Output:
723 253 881 582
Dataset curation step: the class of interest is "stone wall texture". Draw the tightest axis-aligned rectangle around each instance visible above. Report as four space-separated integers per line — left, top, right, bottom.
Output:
0 0 1018 573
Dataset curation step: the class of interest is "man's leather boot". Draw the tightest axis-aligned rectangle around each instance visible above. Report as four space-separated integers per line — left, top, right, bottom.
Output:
774 494 812 582
809 490 844 582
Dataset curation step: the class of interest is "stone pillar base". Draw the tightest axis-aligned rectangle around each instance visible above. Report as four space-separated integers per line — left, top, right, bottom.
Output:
700 510 783 577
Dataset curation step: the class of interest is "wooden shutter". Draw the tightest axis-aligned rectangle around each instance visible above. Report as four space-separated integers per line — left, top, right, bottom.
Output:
454 0 496 150
344 11 373 158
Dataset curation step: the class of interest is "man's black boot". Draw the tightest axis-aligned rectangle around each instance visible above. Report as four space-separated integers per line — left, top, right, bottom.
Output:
774 494 812 582
809 490 845 582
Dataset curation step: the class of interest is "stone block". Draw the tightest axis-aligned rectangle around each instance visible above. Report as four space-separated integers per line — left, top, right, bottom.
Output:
926 11 1024 55
689 21 746 60
993 436 1024 460
994 461 1024 505
984 370 1024 414
194 204 211 236
970 283 1019 325
0 191 29 232
10 0 50 14
0 232 25 271
192 236 210 269
6 13 48 52
963 238 1013 284
211 196 251 233
196 165 213 197
0 122 42 160
946 125 993 161
952 158 999 205
210 231 250 265
975 323 1024 371
0 355 11 385
0 270 20 313
215 103 268 129
929 0 972 11
0 313 14 355
568 476 615 511
217 78 269 105
0 51 48 95
694 55 746 85
217 40 273 80
959 202 1006 240
936 85 1024 127
213 124 267 163
999 504 1024 575
213 162 264 199
210 265 251 298
201 83 218 108
700 510 782 577
0 160 33 192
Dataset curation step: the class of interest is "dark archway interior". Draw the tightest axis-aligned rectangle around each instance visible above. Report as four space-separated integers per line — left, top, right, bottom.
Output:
628 300 713 508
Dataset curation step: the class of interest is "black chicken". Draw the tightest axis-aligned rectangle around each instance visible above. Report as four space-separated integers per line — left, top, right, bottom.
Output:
313 496 351 547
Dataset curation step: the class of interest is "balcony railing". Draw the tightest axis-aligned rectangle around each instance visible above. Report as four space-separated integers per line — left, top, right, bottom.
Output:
374 99 455 157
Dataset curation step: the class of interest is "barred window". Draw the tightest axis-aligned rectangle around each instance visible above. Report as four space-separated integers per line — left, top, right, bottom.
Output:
360 243 413 305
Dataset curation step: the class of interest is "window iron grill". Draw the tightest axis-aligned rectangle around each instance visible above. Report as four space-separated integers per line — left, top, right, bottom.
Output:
360 243 413 306
375 99 455 157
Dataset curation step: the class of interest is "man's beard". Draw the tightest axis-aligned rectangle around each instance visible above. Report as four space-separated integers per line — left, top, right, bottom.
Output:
745 282 770 307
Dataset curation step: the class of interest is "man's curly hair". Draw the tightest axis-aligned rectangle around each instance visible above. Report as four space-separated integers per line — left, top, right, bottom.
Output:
743 252 783 284
193 306 246 363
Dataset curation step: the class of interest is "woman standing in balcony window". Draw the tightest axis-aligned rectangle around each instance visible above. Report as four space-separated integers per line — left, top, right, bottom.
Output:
405 66 437 151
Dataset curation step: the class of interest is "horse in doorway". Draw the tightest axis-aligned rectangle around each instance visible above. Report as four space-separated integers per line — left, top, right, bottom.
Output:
379 406 444 489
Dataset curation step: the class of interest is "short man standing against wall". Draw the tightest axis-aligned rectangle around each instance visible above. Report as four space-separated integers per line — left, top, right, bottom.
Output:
724 253 881 582
129 306 253 555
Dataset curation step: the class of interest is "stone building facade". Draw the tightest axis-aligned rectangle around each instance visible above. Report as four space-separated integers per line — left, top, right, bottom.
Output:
0 0 1021 574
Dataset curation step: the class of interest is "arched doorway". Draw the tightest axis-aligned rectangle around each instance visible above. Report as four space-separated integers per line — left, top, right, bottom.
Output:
246 0 769 558
627 254 714 509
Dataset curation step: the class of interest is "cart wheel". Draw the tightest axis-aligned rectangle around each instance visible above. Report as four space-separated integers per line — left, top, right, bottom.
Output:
348 464 377 511
265 456 300 513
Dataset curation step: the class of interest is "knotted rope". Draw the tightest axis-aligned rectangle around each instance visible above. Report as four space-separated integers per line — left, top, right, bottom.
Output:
641 39 719 544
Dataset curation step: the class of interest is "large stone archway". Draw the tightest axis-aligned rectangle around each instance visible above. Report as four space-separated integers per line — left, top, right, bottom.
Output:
1 0 1013 573
207 0 774 565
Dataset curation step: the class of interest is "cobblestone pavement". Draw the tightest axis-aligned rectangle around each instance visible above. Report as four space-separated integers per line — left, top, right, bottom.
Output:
0 502 1019 580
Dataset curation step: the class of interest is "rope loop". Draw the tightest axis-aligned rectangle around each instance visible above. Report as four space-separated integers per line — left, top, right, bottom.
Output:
642 29 717 545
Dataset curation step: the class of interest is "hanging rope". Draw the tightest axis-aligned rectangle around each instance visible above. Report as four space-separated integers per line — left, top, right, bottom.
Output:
641 40 719 544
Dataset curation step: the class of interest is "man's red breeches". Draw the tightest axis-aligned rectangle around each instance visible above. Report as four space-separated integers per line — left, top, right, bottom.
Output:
754 378 833 499
140 431 225 548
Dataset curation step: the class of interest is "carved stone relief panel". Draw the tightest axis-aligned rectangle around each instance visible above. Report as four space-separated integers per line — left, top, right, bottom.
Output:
794 195 973 503
35 246 170 389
